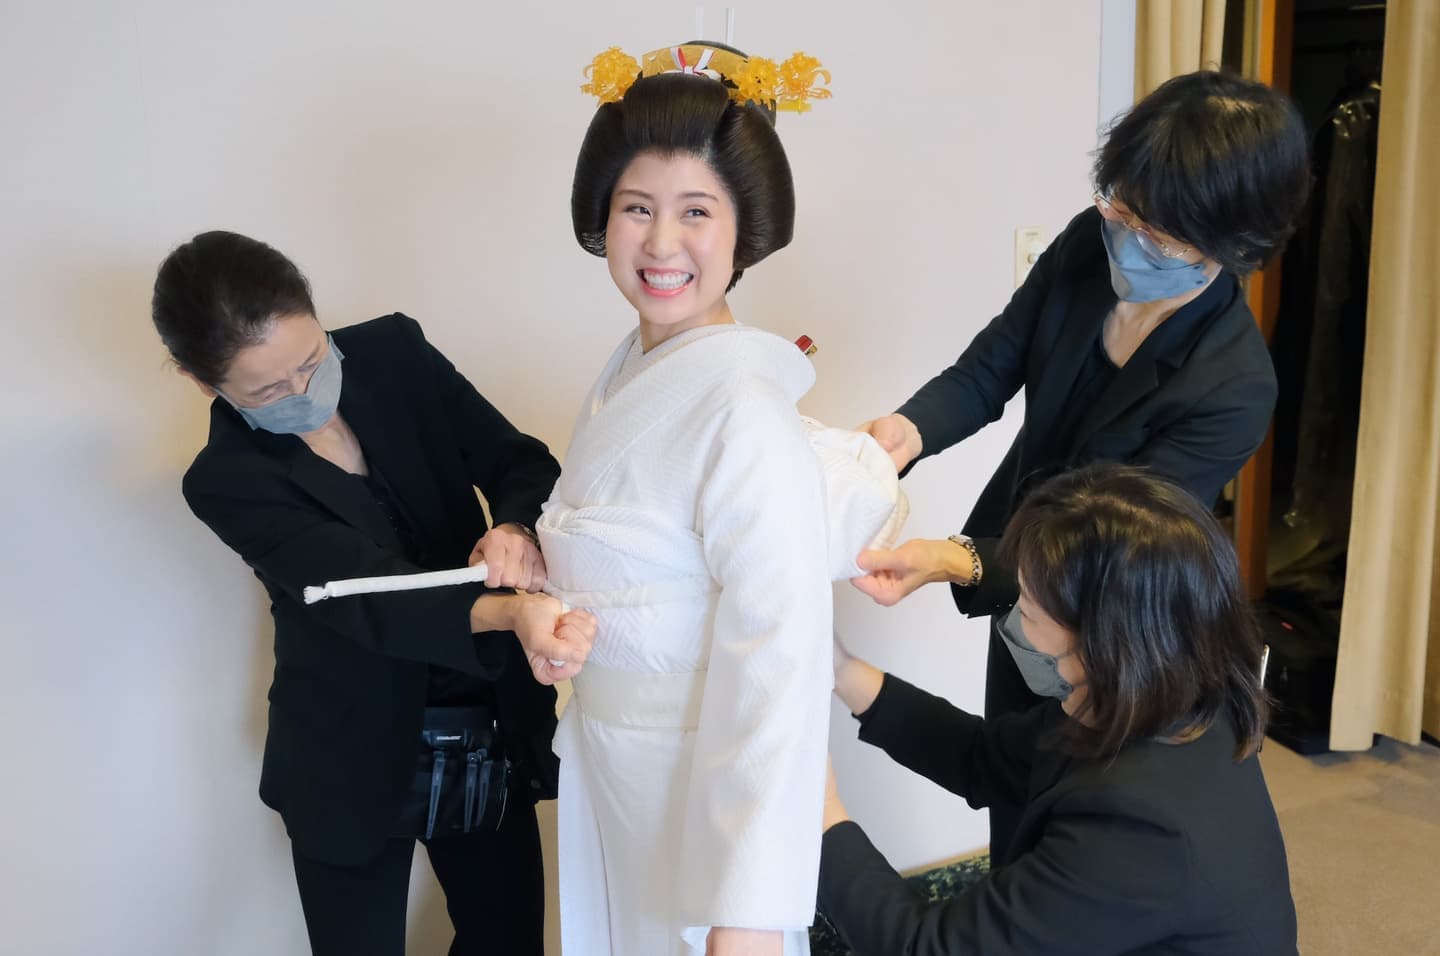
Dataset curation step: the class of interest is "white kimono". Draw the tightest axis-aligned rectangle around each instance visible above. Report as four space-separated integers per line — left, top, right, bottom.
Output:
538 325 905 955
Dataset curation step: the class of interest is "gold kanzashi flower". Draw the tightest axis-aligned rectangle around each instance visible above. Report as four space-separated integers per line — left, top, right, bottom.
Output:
776 52 832 112
582 47 641 104
730 55 779 107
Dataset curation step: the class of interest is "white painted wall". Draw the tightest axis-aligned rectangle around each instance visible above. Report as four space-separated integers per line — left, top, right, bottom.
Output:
0 2 1106 953
1100 0 1139 132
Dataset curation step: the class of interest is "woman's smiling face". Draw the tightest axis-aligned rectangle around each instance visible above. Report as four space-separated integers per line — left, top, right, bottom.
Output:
604 150 738 349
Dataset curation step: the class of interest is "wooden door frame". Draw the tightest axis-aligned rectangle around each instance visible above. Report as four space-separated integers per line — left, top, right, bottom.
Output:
1232 0 1293 596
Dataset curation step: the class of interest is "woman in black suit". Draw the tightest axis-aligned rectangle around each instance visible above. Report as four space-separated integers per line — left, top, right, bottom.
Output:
821 464 1296 955
853 71 1311 859
151 231 596 955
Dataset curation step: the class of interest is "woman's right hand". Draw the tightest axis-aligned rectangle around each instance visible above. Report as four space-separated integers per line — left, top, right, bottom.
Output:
851 537 972 606
468 523 547 593
858 413 922 473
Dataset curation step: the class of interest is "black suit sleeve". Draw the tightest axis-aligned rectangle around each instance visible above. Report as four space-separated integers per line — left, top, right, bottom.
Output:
184 461 500 675
818 802 1188 956
1130 371 1277 507
947 535 1017 619
414 319 560 529
855 674 1045 811
895 224 1066 466
946 367 1277 622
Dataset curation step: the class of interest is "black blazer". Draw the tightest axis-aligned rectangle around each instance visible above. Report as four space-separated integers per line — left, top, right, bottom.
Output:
818 675 1298 955
183 314 562 864
898 207 1277 617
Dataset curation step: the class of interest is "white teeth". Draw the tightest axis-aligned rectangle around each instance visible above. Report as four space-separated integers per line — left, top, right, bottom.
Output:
642 271 693 290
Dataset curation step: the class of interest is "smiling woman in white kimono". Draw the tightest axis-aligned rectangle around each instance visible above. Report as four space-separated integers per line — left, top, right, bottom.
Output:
537 44 904 956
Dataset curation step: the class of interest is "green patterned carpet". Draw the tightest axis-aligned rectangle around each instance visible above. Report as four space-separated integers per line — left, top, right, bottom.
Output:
809 854 991 954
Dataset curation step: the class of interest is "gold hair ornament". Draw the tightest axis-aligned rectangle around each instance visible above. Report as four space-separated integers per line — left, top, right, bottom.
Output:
581 43 831 113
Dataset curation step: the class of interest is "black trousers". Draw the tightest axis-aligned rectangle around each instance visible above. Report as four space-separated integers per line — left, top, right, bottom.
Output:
983 620 1044 864
290 800 544 956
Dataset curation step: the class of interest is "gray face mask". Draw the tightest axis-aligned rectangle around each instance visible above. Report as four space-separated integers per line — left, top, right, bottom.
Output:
221 337 344 434
998 605 1077 701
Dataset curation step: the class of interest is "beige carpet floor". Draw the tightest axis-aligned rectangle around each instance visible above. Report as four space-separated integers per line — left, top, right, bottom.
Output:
1260 735 1440 956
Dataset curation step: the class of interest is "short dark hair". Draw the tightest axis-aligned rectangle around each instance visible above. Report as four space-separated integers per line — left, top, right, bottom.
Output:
571 68 795 291
1093 70 1310 275
151 231 315 387
998 463 1268 760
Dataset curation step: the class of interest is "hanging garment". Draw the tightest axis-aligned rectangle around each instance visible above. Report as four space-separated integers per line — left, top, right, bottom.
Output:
1271 83 1381 598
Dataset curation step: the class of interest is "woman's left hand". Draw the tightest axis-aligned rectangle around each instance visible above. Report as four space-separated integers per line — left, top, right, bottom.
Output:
469 523 547 592
509 593 596 685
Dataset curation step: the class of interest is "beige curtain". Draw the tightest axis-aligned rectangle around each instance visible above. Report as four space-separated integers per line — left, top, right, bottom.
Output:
1136 0 1227 98
1331 2 1440 750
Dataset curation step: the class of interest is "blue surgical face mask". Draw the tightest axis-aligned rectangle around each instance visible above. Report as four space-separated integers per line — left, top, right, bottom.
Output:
221 337 344 434
1100 218 1212 303
998 605 1077 701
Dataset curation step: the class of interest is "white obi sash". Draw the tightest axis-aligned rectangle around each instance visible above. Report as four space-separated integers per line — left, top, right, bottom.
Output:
540 432 905 730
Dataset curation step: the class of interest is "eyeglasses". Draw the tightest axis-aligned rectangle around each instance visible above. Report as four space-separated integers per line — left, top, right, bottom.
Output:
1093 193 1191 260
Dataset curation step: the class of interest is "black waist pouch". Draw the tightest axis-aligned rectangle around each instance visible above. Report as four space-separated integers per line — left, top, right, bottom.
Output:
393 706 510 840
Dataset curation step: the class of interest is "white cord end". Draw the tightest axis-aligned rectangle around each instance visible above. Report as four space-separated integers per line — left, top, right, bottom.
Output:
550 601 574 667
303 586 328 605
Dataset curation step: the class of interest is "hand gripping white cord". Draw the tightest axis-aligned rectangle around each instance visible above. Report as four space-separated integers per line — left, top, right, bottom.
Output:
303 564 572 667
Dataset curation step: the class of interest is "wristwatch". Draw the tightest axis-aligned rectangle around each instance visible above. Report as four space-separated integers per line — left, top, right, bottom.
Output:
947 534 983 587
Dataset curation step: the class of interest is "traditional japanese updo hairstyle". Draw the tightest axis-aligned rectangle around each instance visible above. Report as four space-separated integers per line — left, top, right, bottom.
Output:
571 51 796 292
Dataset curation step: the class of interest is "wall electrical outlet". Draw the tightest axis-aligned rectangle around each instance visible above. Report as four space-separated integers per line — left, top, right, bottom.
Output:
1014 227 1050 288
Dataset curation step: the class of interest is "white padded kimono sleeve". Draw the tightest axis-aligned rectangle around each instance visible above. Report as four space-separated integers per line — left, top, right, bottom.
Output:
678 372 834 946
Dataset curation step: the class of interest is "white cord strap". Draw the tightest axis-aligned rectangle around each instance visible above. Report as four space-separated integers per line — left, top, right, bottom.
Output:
303 564 491 605
303 563 572 667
